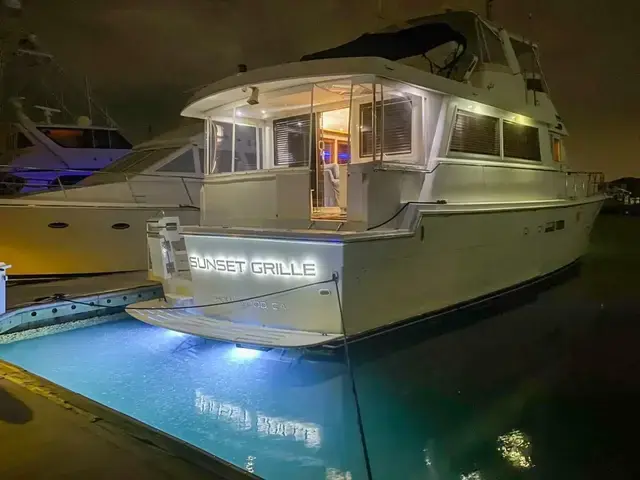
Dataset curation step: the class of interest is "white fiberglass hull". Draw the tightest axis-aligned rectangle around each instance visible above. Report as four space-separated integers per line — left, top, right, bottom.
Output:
1 202 199 276
128 198 603 347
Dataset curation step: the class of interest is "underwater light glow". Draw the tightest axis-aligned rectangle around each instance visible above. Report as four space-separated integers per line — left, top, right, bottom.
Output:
230 345 261 360
165 329 187 338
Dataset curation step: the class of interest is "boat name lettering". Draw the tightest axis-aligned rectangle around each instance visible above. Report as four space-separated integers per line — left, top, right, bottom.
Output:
188 256 317 278
210 296 288 311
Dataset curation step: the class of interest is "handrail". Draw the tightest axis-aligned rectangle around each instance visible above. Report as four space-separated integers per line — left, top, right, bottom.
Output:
1 162 606 203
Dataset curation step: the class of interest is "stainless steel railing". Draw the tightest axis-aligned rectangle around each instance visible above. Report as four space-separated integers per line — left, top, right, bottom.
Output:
564 170 606 199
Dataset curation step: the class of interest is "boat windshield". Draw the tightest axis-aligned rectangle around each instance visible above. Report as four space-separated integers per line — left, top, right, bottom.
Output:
37 127 131 149
98 147 180 173
78 147 182 186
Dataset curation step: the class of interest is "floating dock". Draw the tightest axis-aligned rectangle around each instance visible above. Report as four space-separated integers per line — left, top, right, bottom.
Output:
1 272 162 340
0 271 259 479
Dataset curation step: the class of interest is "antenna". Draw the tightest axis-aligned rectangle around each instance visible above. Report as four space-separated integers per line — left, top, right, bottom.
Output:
486 0 494 20
528 12 537 106
375 0 385 27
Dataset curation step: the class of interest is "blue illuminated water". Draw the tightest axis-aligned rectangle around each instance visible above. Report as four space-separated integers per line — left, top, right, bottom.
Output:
1 216 639 479
0 319 367 478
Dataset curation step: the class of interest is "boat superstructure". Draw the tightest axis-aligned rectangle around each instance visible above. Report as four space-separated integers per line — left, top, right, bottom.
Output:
128 11 605 347
0 5 131 193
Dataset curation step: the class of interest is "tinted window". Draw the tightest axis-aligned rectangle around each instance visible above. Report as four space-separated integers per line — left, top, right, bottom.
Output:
449 111 500 156
273 114 312 167
360 98 412 157
337 141 350 164
551 136 562 162
234 124 258 171
98 148 179 173
91 129 132 149
37 127 131 149
157 149 196 173
503 121 540 161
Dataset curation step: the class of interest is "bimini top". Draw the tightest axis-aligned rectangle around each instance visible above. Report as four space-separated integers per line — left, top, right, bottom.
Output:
300 21 466 63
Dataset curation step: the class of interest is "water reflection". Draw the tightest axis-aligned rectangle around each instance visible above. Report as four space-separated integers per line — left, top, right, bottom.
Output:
244 455 256 473
194 389 322 448
325 467 353 479
497 429 533 469
460 471 483 480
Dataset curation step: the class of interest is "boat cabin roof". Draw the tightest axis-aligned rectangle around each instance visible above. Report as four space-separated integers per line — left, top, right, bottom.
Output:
182 11 554 125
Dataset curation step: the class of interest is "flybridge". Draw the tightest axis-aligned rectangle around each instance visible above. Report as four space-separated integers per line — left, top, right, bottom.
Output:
188 256 318 278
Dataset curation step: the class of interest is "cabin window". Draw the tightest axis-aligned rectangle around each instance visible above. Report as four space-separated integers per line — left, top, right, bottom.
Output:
502 121 541 161
91 129 132 149
7 132 33 150
479 25 508 66
449 111 500 156
197 148 205 173
273 114 312 167
551 136 562 162
359 98 412 157
211 122 259 173
109 148 177 173
235 124 258 171
37 127 131 149
157 149 196 173
337 141 350 164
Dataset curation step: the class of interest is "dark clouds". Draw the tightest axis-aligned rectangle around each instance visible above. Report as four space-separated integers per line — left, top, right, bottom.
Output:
21 0 640 178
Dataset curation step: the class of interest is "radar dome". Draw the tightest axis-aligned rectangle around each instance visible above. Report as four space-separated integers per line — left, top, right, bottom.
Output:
77 116 92 127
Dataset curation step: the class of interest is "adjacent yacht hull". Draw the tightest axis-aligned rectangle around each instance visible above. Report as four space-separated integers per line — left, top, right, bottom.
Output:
1 202 199 276
127 197 603 347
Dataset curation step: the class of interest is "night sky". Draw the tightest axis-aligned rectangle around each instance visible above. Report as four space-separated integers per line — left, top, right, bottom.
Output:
21 0 640 179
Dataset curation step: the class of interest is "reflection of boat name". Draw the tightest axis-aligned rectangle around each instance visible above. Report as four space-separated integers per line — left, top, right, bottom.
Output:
326 468 353 480
189 256 317 278
195 389 252 430
212 295 238 303
256 415 320 448
195 390 321 448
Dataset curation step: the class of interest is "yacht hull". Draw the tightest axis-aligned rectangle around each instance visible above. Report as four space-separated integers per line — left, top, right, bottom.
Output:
1 203 199 276
128 198 603 347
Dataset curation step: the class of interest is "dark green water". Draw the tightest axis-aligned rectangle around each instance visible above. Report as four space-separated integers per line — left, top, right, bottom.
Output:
349 214 640 479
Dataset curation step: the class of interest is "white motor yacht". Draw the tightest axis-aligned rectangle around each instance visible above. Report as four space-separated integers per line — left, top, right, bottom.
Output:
0 124 203 276
0 29 132 193
128 11 605 348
